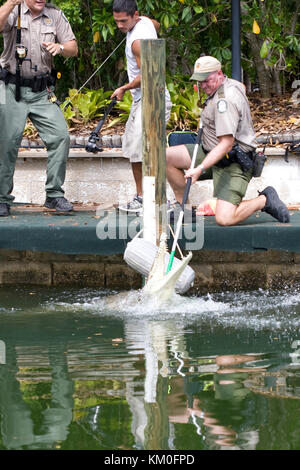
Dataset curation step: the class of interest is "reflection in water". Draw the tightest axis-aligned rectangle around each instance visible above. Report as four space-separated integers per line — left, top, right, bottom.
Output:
0 287 300 450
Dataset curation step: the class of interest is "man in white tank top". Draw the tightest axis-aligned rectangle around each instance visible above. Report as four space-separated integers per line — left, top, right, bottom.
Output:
111 0 172 214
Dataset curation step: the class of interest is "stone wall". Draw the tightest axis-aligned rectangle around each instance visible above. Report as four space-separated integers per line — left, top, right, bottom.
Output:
0 249 299 293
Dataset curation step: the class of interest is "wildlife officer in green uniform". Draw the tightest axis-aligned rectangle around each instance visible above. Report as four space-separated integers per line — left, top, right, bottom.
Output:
0 0 78 216
167 55 290 225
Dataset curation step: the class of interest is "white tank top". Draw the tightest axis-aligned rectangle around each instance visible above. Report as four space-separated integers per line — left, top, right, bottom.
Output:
126 16 170 103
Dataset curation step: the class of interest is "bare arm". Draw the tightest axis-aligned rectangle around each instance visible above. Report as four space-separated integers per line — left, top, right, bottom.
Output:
111 39 141 101
42 39 78 58
0 0 21 33
151 18 160 32
185 135 235 183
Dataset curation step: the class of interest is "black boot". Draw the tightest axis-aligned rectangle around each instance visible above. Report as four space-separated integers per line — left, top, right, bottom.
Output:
259 186 290 223
0 203 10 217
44 197 73 212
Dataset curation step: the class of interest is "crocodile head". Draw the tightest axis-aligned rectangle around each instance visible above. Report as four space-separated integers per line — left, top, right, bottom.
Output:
142 232 193 303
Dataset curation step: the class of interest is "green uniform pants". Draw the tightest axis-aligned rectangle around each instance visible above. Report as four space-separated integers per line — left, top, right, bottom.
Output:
185 143 252 206
0 84 70 204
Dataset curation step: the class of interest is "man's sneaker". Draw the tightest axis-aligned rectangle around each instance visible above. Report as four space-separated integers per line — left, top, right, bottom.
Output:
168 201 197 223
44 197 73 212
0 203 10 217
118 195 143 215
259 186 290 223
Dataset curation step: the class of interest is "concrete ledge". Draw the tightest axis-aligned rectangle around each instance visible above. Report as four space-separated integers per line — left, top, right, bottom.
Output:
15 147 300 206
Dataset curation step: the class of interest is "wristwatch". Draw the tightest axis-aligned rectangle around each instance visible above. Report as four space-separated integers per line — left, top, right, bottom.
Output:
198 163 206 174
59 44 65 53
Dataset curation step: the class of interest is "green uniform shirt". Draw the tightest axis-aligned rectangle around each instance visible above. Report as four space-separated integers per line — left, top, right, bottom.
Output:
0 3 76 78
201 77 257 153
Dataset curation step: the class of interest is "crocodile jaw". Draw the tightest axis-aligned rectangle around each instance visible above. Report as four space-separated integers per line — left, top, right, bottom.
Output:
142 232 192 302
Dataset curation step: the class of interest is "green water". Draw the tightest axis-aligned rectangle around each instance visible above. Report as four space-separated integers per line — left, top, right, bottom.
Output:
1 285 300 451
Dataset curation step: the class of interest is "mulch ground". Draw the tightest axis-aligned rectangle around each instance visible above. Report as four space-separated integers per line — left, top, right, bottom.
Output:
248 93 300 141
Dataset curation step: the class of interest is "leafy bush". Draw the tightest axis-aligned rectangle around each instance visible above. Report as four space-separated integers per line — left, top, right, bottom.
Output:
107 91 132 128
167 75 204 129
60 88 112 125
59 77 206 130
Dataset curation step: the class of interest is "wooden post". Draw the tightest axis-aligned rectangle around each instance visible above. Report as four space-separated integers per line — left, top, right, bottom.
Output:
140 39 167 246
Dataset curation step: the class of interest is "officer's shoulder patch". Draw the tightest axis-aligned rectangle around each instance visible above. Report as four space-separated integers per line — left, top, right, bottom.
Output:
60 11 69 22
217 99 228 113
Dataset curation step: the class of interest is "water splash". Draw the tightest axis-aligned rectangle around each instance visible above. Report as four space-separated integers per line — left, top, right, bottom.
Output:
38 286 300 332
1 285 300 333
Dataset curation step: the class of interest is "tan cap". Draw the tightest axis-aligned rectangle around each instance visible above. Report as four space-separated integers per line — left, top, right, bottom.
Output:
190 56 222 81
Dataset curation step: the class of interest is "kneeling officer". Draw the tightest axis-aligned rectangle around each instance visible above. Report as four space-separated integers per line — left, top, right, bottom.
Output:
0 0 78 216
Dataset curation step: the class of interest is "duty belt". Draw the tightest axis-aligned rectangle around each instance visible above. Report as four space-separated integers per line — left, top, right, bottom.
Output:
0 68 56 93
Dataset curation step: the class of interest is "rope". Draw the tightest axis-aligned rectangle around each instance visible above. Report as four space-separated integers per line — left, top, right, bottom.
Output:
61 37 126 111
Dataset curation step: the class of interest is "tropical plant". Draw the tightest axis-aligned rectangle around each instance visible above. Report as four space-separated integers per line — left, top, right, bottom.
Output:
107 91 132 127
60 104 76 128
241 0 300 97
61 88 112 124
167 75 203 129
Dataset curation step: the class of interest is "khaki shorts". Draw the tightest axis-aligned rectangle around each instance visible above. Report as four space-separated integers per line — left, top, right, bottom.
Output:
122 96 172 163
185 144 252 206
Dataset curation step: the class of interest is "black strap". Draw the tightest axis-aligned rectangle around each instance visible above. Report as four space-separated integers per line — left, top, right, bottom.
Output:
3 71 55 92
285 140 300 162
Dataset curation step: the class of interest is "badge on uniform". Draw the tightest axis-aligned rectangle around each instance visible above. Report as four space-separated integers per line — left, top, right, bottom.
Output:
217 99 228 113
44 18 53 26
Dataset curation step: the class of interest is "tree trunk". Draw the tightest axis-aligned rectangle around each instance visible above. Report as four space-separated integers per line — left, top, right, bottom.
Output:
272 69 282 95
167 39 178 75
244 32 272 98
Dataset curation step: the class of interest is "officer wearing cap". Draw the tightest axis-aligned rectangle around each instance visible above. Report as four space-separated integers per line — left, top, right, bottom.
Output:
0 0 78 216
166 55 290 225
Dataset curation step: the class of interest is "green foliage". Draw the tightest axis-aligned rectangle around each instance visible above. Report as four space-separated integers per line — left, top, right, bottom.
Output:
241 0 300 79
23 119 38 138
107 91 132 127
92 5 117 42
167 75 203 129
1 0 297 111
61 88 112 124
61 104 76 128
49 0 299 100
59 79 205 131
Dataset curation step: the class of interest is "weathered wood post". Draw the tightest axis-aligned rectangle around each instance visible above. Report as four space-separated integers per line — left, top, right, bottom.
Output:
140 39 167 246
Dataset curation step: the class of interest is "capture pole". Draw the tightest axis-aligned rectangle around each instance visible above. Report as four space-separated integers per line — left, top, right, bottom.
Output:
231 0 242 82
15 5 22 101
140 39 167 246
15 4 28 101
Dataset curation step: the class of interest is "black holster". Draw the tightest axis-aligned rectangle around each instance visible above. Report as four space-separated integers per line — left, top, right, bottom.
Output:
0 66 10 85
0 66 57 92
216 144 254 172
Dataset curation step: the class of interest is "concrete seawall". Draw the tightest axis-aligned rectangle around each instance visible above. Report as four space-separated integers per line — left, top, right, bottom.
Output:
0 146 297 293
0 248 299 293
15 147 300 207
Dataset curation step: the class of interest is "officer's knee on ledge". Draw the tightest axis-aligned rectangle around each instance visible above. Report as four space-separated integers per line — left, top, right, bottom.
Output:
215 212 235 226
